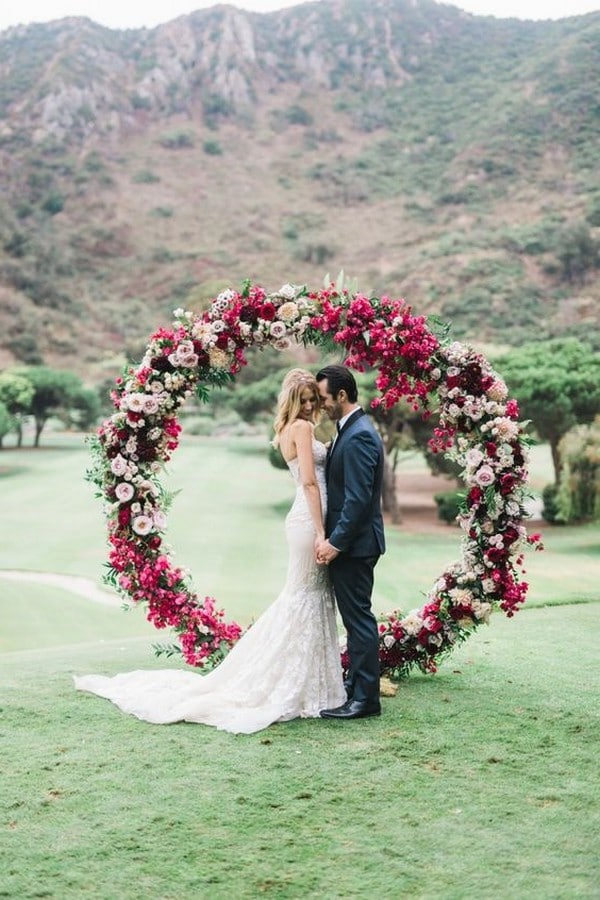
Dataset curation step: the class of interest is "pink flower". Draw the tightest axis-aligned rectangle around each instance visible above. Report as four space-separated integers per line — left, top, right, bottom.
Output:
269 321 287 339
474 465 495 487
132 515 154 536
110 454 128 476
115 482 135 503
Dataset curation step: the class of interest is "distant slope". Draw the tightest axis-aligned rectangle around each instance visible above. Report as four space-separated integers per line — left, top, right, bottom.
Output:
0 0 598 377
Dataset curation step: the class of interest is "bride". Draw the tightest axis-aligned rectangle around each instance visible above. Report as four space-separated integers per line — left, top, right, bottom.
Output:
74 368 346 733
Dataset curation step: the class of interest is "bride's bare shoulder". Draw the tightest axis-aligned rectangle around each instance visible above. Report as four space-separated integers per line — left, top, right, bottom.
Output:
289 418 313 433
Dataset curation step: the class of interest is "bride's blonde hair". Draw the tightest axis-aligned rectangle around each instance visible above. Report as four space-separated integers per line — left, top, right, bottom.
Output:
272 368 320 447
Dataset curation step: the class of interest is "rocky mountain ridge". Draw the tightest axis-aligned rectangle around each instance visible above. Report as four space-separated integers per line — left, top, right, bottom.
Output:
0 0 598 377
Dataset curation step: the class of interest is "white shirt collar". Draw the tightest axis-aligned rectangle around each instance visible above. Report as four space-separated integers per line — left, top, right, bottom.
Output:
338 407 361 431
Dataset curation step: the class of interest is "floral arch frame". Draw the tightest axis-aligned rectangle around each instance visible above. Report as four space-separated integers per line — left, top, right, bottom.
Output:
89 281 541 678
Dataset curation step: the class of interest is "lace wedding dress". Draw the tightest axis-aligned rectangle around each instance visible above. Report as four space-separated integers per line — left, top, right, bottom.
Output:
74 440 346 734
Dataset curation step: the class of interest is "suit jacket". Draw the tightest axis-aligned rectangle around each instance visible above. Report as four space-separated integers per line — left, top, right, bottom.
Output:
326 409 386 558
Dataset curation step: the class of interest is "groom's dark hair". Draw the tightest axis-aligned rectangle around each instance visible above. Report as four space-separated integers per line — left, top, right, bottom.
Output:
316 365 358 402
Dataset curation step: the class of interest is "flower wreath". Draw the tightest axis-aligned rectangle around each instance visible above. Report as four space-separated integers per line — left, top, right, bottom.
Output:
88 281 542 678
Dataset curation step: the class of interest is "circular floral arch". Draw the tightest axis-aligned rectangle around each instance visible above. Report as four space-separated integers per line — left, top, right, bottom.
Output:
89 282 542 678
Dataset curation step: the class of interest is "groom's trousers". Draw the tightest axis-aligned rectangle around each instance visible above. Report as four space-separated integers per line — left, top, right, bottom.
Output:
329 554 380 704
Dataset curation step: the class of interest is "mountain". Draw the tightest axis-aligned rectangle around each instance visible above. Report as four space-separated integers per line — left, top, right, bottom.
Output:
0 0 598 379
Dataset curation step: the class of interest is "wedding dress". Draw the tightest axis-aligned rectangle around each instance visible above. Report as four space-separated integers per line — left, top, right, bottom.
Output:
74 440 346 734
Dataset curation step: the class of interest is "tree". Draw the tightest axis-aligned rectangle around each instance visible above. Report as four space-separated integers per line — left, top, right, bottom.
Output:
555 417 600 523
0 371 34 447
495 339 600 483
58 386 102 432
11 366 85 446
555 221 599 285
0 401 13 447
217 369 286 424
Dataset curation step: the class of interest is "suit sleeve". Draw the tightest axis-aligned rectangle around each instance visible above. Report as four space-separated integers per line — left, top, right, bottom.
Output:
328 430 380 553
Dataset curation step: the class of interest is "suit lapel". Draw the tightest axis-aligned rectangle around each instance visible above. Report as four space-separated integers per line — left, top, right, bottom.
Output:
326 408 365 477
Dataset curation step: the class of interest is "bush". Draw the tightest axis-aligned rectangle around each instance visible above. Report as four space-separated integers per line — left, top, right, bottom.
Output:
132 170 160 183
158 130 195 149
269 440 288 471
555 419 600 523
542 483 562 524
203 139 223 156
285 105 313 126
41 192 65 214
434 491 464 524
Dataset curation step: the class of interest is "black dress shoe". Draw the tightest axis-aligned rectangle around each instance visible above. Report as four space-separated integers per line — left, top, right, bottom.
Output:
320 699 381 720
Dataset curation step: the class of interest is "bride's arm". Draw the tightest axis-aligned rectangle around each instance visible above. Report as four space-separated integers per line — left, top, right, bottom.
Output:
291 420 325 541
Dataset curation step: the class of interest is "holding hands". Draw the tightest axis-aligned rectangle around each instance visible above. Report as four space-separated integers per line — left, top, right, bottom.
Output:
315 537 339 566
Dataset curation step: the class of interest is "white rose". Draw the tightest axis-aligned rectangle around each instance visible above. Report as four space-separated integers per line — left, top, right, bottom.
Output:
276 283 297 300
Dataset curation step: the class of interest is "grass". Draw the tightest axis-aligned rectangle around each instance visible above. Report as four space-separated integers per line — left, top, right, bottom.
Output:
1 433 598 897
1 603 598 899
0 434 597 629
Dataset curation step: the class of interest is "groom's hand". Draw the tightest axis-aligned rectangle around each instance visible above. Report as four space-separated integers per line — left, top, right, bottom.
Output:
316 539 340 565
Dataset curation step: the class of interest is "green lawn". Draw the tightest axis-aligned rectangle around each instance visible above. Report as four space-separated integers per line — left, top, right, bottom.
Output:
1 432 598 898
1 603 598 899
0 434 597 636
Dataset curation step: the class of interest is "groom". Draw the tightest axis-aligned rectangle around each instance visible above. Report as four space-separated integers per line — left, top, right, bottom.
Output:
315 365 385 720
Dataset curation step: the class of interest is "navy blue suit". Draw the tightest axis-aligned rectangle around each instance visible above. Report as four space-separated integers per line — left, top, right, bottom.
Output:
326 409 385 704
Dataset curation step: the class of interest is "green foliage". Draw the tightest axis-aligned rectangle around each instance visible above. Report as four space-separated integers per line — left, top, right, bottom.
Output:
268 439 288 470
201 92 232 128
555 418 600 523
0 371 34 414
9 334 43 365
202 139 223 156
41 191 65 215
0 401 13 444
9 365 87 446
130 92 152 110
292 241 336 265
496 338 600 483
433 490 464 524
60 387 102 432
542 483 561 524
150 207 173 218
158 129 195 149
284 104 314 126
132 169 160 183
218 370 286 423
554 221 600 284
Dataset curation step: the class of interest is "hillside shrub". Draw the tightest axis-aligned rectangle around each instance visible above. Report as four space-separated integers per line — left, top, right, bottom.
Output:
292 241 335 265
41 192 65 215
284 104 313 126
158 130 195 149
203 139 223 155
132 170 160 183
